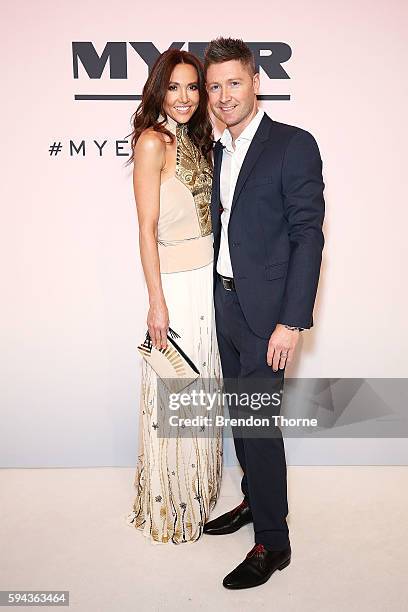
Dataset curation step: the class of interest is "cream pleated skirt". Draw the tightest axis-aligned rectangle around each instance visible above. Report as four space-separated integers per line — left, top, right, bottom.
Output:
126 261 223 544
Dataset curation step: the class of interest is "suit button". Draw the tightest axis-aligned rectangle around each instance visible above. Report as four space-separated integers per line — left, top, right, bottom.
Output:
232 242 240 247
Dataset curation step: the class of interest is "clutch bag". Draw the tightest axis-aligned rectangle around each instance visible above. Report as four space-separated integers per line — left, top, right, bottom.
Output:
137 327 200 393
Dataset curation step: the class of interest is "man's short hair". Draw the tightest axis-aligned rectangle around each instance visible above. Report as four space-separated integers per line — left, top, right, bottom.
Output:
204 37 256 76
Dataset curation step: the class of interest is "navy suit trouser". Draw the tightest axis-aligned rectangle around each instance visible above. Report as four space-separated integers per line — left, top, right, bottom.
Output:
214 275 290 550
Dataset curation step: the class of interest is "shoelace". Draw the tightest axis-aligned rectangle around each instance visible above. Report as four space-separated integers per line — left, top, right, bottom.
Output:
246 543 266 558
230 499 249 516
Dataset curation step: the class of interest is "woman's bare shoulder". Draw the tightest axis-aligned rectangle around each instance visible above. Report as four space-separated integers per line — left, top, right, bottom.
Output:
133 129 169 174
135 127 167 154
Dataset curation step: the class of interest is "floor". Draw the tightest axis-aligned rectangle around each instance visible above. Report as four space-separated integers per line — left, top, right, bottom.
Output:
1 466 407 611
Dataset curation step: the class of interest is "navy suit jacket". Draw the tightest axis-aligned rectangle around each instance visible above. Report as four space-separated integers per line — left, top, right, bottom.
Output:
210 112 325 339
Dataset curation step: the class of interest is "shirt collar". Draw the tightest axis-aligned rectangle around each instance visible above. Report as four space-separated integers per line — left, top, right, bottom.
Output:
220 108 265 151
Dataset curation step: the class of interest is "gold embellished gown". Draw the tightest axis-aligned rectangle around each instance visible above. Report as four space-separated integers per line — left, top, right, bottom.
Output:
126 115 223 544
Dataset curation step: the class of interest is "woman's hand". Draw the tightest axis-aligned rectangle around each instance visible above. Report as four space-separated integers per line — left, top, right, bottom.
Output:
147 300 169 350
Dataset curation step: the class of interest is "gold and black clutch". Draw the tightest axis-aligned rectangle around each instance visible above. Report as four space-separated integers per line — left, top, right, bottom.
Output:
137 327 200 393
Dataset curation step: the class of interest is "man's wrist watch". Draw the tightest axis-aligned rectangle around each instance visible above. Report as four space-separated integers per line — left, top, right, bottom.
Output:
283 324 304 332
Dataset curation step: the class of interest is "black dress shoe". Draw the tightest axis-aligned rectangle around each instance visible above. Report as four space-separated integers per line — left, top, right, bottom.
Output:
223 543 291 589
203 499 253 535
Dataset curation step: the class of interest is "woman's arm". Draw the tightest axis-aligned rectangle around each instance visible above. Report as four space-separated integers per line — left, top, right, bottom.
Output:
133 130 169 350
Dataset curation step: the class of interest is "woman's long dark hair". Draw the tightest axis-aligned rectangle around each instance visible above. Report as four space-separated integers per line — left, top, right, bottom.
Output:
125 49 213 167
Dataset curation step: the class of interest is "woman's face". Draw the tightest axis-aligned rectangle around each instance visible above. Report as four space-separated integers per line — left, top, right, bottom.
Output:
162 63 200 124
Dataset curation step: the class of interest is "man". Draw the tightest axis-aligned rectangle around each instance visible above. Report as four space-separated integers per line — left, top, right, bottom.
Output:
203 37 325 589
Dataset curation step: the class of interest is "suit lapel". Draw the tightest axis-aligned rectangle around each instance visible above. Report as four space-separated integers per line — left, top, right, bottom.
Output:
230 114 272 216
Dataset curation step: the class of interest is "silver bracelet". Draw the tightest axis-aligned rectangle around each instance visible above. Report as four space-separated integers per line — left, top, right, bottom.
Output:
284 324 303 332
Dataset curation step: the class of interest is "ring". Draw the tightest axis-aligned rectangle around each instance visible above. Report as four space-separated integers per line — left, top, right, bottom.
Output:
281 352 288 357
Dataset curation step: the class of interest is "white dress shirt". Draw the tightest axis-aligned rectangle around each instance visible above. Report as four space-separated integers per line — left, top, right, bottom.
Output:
216 108 265 277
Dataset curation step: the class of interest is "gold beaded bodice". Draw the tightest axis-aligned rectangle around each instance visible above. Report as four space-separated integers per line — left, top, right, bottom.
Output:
174 121 212 237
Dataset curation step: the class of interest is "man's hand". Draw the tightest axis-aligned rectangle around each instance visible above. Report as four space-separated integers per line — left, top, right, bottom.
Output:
267 324 300 371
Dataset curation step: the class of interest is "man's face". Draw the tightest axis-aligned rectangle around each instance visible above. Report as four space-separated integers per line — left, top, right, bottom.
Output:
206 59 260 128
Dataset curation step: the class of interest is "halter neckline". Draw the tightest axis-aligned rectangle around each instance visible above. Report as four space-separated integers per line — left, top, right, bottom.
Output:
158 113 188 135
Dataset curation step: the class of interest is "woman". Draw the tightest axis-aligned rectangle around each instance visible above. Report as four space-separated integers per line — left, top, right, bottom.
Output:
125 49 223 544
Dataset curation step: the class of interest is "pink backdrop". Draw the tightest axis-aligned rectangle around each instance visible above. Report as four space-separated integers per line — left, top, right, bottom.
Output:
2 0 407 466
